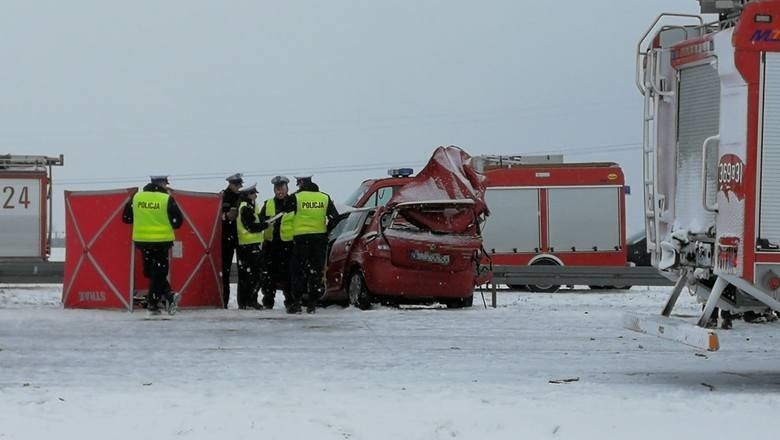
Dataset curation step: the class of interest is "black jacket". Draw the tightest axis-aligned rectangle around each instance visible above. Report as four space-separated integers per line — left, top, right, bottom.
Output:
221 186 241 241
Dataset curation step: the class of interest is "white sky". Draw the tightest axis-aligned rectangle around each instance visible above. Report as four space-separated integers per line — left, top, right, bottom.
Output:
0 1 710 233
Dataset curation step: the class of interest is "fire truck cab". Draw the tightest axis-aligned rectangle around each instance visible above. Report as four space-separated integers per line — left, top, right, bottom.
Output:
345 167 416 210
627 0 780 350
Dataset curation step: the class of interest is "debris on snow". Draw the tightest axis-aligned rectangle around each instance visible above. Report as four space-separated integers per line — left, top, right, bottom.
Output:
549 377 580 384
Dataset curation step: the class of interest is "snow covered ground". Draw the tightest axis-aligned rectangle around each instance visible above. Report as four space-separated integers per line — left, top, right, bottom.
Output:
2 285 780 439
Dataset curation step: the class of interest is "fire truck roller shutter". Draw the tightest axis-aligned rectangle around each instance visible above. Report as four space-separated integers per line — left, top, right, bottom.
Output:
547 187 621 253
482 187 539 291
675 62 720 234
482 188 540 254
759 52 780 247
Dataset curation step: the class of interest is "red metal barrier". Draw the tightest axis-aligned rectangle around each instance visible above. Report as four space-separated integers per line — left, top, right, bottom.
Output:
63 189 136 310
63 188 223 311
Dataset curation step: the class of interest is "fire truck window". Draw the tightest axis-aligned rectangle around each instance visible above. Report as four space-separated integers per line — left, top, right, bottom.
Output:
363 187 397 208
375 187 394 207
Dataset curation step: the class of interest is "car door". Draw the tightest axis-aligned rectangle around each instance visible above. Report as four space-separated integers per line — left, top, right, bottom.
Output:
326 210 370 293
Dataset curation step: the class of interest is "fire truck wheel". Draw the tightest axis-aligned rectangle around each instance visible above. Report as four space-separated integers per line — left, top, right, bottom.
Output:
528 259 561 293
348 271 373 310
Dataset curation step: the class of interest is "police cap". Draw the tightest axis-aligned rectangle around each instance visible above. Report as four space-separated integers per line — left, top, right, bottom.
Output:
226 173 244 185
239 183 258 195
271 175 290 186
150 175 169 185
294 175 312 185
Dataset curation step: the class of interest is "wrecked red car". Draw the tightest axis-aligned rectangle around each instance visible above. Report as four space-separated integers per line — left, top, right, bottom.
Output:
322 146 489 308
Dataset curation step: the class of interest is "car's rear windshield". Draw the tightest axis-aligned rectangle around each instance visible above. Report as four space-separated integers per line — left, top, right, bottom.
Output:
390 205 476 234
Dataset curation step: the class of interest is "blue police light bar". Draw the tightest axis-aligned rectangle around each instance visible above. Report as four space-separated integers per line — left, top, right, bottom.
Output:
388 168 414 178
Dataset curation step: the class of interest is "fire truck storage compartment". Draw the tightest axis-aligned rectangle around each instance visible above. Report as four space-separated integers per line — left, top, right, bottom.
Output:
0 172 46 258
547 187 620 251
676 62 720 233
483 188 539 253
759 52 780 246
483 186 621 253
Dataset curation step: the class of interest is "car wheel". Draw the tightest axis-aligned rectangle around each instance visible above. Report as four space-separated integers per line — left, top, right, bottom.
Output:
528 259 561 293
444 295 474 309
348 271 372 310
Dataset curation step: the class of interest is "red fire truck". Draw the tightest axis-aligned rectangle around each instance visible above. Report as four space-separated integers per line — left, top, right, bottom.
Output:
0 155 63 260
477 156 632 293
626 0 780 351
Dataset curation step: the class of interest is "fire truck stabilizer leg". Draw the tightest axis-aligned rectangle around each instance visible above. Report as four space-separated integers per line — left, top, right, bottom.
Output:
661 270 688 317
696 277 728 328
623 313 720 351
720 274 780 312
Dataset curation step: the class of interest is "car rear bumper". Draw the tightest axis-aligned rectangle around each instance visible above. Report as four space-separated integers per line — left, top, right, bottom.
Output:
363 258 475 298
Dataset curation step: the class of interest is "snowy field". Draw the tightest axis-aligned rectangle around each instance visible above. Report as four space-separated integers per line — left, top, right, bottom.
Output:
2 285 780 439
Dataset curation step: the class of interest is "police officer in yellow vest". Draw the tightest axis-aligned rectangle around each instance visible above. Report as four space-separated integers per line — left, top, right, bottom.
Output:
287 175 339 313
236 183 266 310
122 176 183 316
258 175 295 310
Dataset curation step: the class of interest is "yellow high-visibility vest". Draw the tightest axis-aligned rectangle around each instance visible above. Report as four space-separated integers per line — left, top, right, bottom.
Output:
132 191 174 242
292 191 328 236
237 201 263 245
263 198 294 242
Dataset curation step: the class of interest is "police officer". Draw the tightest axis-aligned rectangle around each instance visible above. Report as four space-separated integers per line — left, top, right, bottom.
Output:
287 175 339 313
122 176 183 316
236 184 266 310
221 173 243 308
258 175 295 310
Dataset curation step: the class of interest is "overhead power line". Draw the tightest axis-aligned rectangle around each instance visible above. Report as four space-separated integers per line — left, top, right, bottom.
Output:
57 141 642 185
58 161 428 185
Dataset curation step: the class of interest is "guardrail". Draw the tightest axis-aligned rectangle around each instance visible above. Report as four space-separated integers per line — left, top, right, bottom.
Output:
491 265 675 287
0 261 241 284
486 264 675 308
0 261 65 284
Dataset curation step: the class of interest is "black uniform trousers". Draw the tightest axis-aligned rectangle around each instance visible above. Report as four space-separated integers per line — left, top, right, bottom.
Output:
138 243 172 309
221 235 237 308
236 242 263 308
261 240 293 307
291 233 328 309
